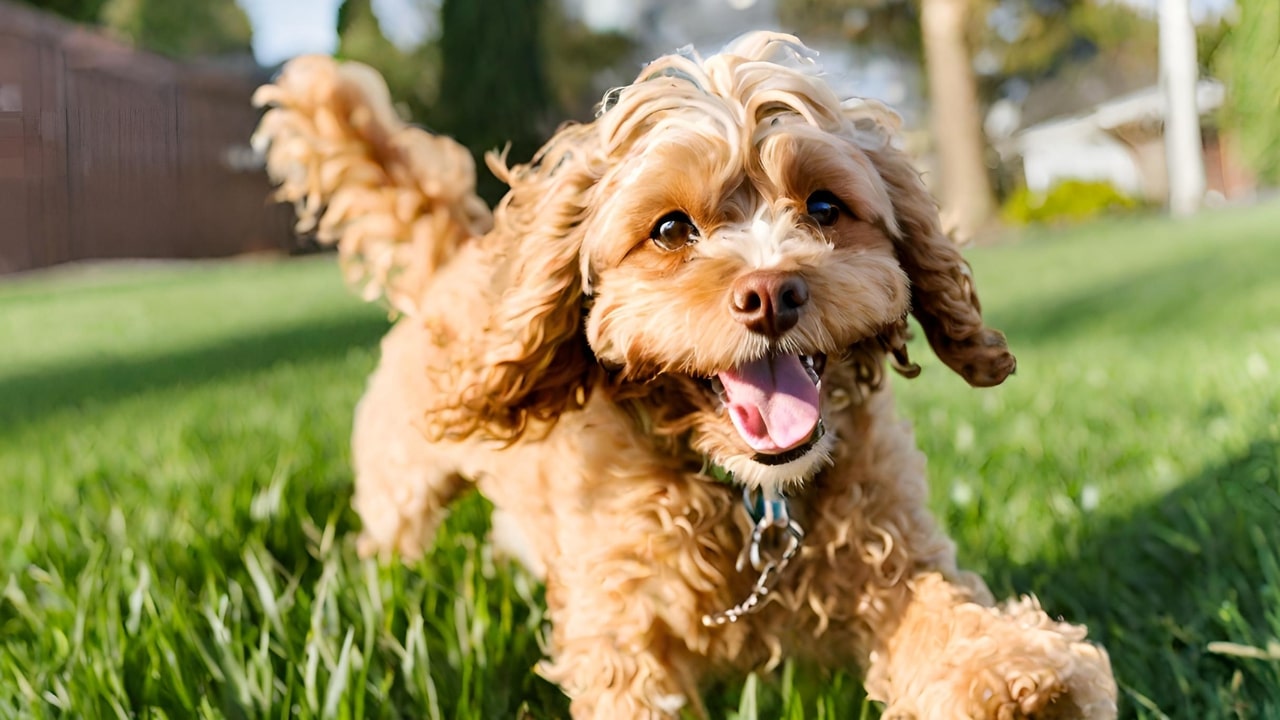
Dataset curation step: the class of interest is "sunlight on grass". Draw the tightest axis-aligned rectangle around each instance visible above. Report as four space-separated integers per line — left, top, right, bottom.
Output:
2 202 1278 718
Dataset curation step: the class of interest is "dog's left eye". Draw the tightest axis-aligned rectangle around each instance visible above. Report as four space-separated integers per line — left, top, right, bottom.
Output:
806 191 845 226
650 212 699 251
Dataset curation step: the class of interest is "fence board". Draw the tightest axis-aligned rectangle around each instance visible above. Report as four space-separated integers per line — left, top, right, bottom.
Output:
0 0 293 274
0 34 31 273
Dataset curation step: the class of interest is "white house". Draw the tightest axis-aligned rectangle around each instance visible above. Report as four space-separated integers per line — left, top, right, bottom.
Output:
1012 80 1232 202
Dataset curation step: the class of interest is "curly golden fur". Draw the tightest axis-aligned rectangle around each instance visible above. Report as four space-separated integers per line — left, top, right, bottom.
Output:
254 32 1116 719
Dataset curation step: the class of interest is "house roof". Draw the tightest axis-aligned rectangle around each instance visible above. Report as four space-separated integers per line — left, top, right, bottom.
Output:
1015 79 1225 147
1017 54 1159 128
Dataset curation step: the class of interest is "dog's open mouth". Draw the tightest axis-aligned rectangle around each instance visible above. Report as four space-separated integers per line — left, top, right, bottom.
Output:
709 352 827 464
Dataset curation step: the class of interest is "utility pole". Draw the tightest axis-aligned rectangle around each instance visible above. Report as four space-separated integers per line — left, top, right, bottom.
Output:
1159 0 1206 217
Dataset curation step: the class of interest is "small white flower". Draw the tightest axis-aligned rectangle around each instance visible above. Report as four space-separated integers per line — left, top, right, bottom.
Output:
1080 485 1100 512
1247 352 1269 380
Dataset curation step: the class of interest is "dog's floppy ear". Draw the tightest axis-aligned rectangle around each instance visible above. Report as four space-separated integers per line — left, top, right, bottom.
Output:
434 127 602 440
862 141 1016 387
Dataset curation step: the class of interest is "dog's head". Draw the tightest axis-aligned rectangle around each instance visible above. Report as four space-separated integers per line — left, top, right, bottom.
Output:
446 32 1014 488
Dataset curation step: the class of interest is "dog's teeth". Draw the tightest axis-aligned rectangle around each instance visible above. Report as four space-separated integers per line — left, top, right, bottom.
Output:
710 377 726 401
799 354 820 384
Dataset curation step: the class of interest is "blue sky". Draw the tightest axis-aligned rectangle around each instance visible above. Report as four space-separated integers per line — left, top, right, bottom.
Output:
236 0 1236 67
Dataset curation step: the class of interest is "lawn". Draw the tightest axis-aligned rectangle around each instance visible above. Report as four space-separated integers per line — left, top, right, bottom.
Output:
2 202 1278 719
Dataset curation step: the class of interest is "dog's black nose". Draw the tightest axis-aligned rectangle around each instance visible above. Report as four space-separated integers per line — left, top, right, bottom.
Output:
730 271 808 337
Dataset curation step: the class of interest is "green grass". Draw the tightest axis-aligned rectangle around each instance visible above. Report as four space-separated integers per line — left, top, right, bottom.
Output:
2 202 1279 719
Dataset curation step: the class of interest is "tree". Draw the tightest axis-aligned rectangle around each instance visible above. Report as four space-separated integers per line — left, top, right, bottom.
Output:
335 0 439 119
919 0 994 237
1216 0 1280 185
327 0 629 205
100 0 252 58
16 0 108 24
540 3 636 121
982 0 1157 87
779 0 922 54
434 0 553 204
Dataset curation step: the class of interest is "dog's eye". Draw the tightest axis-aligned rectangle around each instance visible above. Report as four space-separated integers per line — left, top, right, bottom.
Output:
650 212 699 251
806 191 845 226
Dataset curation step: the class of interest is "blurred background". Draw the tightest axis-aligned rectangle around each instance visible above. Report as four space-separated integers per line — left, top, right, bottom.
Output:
0 0 1273 271
2 0 1278 718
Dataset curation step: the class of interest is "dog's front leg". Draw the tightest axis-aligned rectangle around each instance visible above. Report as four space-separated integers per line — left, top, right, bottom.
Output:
530 466 749 720
862 571 1117 719
797 394 1117 718
537 551 710 719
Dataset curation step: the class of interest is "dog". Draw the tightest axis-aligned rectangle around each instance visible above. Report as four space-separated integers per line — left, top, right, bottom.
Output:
252 32 1117 719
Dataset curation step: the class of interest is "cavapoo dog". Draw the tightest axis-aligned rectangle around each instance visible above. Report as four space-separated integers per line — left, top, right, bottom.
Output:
253 32 1116 719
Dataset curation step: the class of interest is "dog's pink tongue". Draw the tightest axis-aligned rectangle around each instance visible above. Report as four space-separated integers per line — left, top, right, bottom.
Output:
717 355 820 454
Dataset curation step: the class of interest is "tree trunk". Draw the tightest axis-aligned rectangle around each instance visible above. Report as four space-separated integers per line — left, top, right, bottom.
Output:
919 0 994 239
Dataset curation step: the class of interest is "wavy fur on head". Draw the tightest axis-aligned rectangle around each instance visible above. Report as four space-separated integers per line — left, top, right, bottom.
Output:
255 32 1114 719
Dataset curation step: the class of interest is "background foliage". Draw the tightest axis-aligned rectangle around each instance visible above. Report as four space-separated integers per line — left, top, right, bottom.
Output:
1216 0 1280 185
98 0 252 59
18 0 253 59
336 0 439 122
1001 180 1143 226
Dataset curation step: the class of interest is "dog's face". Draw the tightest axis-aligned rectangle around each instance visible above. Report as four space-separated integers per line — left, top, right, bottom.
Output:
580 113 911 487
458 34 1014 486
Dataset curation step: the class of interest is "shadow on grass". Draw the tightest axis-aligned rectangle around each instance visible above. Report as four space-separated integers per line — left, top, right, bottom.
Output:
0 312 390 433
994 437 1280 718
988 243 1275 348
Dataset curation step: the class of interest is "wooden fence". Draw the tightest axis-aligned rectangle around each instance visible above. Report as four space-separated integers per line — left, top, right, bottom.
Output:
0 1 294 274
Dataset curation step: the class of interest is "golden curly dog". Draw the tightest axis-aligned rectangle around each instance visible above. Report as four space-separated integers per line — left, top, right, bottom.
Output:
253 32 1116 719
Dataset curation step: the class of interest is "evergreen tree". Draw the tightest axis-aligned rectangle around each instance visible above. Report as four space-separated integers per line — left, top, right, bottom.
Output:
436 0 553 203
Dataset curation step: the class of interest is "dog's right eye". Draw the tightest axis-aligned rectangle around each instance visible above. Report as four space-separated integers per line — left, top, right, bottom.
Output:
806 191 845 226
650 212 699 251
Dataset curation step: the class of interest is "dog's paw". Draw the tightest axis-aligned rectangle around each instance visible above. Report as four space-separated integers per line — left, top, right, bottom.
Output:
965 655 1114 719
880 602 1119 720
959 633 1118 720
